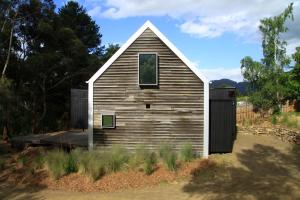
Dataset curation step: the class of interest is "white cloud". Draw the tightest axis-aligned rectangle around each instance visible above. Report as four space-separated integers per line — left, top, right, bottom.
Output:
200 67 243 82
88 6 101 17
87 0 298 41
85 0 300 56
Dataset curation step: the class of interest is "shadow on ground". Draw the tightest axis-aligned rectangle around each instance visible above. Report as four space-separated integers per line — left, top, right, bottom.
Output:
183 144 300 200
0 142 46 200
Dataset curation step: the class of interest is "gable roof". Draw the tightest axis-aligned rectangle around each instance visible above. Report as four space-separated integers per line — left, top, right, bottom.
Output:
87 20 208 84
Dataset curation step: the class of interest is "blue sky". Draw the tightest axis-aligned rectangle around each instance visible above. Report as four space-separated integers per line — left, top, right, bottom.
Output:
54 0 300 82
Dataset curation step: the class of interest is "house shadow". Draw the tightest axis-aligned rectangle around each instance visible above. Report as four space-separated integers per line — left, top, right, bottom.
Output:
182 144 300 200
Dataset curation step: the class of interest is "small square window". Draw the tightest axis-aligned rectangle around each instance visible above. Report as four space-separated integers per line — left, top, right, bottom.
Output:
139 53 158 86
102 114 115 128
146 104 151 109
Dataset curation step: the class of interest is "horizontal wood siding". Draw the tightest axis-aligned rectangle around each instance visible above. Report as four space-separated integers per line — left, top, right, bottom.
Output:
93 28 204 154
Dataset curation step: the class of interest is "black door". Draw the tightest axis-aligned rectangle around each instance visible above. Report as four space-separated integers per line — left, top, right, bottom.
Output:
209 88 236 153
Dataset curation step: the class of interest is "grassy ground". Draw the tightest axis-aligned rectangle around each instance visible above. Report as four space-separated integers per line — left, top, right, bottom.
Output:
1 133 300 200
272 112 300 129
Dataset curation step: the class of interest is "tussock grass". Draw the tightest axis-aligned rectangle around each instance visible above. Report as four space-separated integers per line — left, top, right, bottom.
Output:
45 150 69 180
180 143 195 162
106 145 129 173
159 144 178 171
144 152 157 175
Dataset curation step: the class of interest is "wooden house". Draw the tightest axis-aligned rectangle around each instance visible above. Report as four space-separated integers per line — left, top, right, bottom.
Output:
87 21 209 157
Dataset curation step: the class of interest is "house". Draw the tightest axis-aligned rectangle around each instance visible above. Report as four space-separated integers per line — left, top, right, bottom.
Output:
87 21 209 157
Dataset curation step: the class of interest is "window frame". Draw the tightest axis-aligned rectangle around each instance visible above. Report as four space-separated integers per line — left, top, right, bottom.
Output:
101 114 116 129
138 52 158 86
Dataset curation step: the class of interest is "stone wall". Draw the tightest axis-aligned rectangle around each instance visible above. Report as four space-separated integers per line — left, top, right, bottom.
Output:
238 125 300 144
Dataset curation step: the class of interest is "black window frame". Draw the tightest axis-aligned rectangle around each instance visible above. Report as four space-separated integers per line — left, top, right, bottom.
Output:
138 53 158 86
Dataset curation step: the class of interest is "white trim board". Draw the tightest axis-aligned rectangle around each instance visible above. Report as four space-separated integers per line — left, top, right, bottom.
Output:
87 20 209 157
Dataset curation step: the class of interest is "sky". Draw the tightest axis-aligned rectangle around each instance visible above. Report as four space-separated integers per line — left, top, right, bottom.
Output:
54 0 300 82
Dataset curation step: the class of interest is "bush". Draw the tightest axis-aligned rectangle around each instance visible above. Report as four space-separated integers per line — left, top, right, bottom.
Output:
33 151 45 170
159 144 177 171
45 150 69 180
128 145 148 169
16 153 28 168
180 143 195 162
144 152 157 175
72 149 105 181
45 149 78 180
85 158 106 181
71 148 89 174
106 145 129 172
66 152 78 174
271 115 278 125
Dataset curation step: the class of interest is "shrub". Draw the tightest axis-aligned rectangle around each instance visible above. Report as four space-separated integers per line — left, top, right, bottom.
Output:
71 148 89 174
106 145 129 172
144 152 157 175
128 145 148 169
66 152 78 174
159 144 172 159
45 150 69 180
180 143 195 162
159 144 177 171
85 158 106 181
271 115 278 125
16 153 28 168
72 149 105 181
33 151 45 170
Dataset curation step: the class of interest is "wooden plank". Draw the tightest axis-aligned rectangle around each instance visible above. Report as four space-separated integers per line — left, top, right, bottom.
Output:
93 28 204 154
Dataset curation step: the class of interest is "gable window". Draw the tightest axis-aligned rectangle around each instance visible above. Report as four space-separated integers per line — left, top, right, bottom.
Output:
139 53 158 86
102 114 116 128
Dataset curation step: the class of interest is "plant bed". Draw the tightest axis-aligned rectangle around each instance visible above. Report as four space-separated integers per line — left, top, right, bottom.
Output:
0 145 215 192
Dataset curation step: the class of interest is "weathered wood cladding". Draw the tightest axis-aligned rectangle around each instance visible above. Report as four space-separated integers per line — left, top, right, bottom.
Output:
93 28 204 154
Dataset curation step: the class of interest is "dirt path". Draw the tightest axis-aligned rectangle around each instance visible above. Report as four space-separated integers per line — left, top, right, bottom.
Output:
1 133 300 200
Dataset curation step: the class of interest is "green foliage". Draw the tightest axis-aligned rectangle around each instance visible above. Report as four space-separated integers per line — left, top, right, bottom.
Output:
240 4 294 114
16 153 28 168
180 143 195 162
33 150 45 170
128 145 148 169
45 149 79 180
0 0 120 135
106 145 129 172
144 152 157 175
270 112 300 129
66 153 78 174
45 150 68 180
159 144 178 171
285 47 300 102
271 115 278 125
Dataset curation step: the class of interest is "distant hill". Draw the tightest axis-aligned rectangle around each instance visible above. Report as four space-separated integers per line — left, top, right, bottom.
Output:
210 79 250 95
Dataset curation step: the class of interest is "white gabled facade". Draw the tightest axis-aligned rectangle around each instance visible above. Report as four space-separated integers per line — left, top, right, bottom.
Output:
87 21 209 158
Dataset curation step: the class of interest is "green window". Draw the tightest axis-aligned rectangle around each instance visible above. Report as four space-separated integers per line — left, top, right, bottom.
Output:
102 115 115 128
139 53 157 85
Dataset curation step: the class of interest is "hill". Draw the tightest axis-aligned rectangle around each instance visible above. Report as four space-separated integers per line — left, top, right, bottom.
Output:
210 79 249 95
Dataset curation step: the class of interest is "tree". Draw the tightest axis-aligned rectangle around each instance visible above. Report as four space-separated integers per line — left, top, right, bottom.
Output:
102 43 120 62
240 3 294 114
285 47 300 102
58 1 102 54
1 0 105 135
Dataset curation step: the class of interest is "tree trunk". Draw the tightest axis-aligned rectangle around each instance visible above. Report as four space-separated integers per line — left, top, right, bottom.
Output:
2 123 8 142
2 25 14 78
